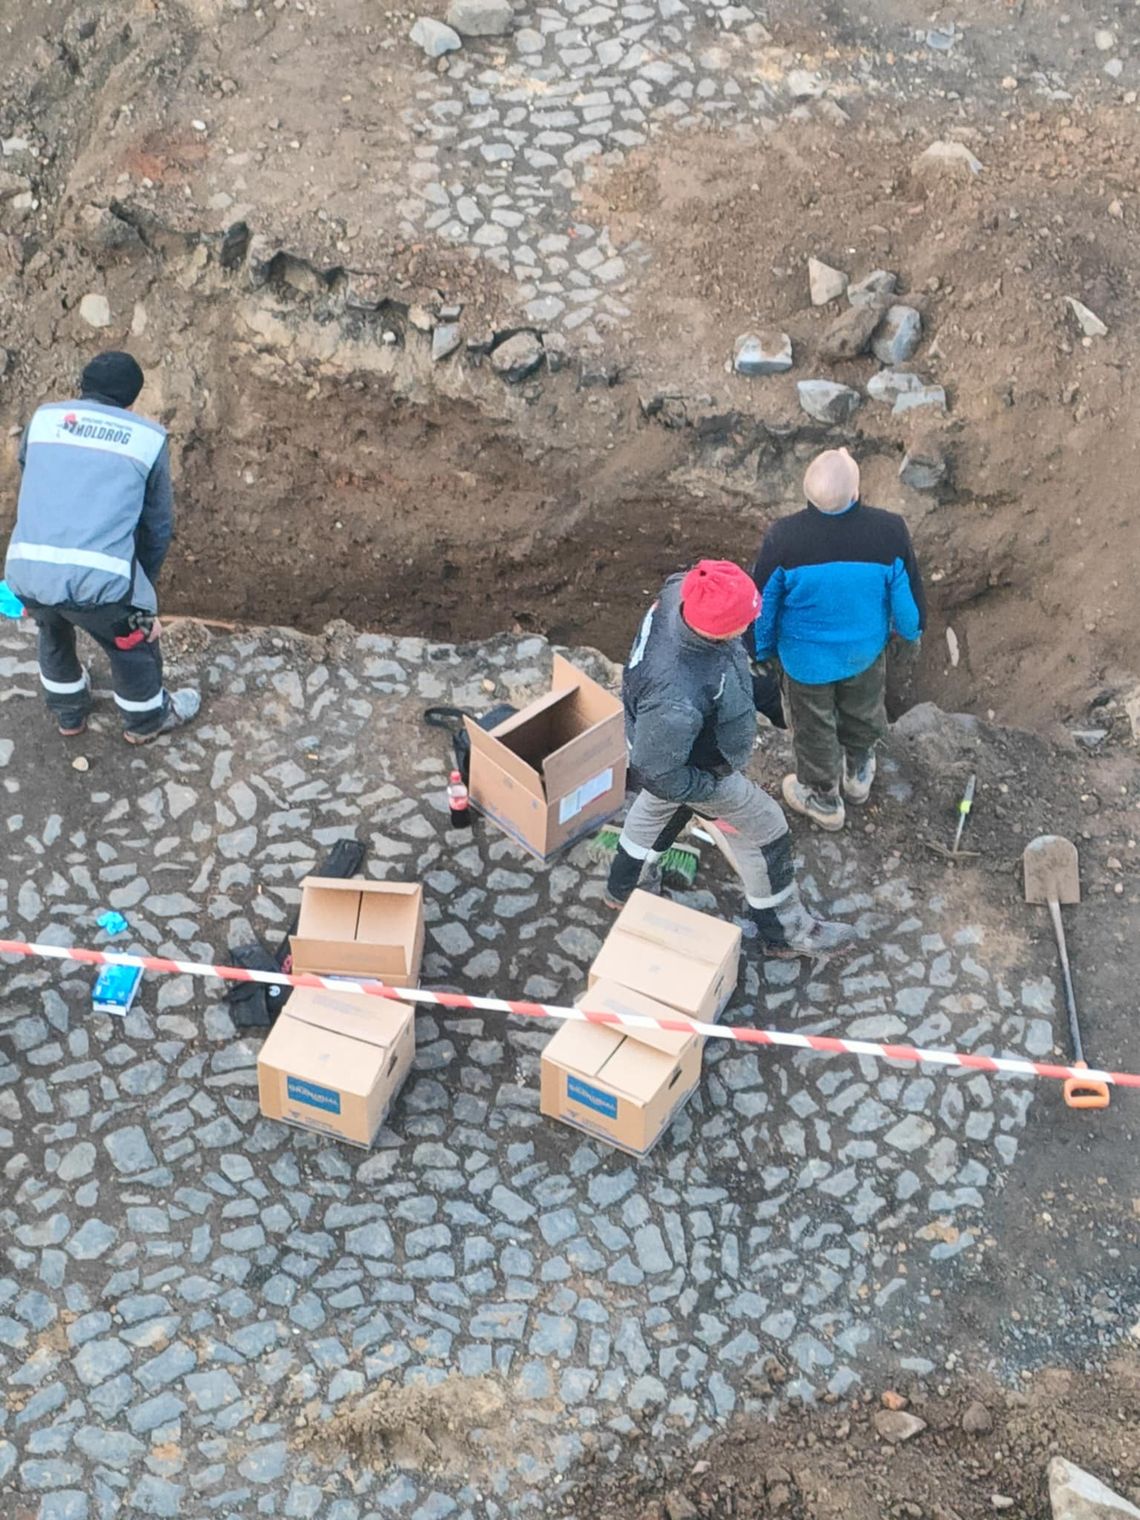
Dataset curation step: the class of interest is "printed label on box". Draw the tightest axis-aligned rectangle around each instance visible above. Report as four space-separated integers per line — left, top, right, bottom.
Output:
286 1075 342 1115
566 1075 618 1119
558 766 615 825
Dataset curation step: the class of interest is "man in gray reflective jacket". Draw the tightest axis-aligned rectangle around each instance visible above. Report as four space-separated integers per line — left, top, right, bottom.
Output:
5 352 199 742
604 560 856 960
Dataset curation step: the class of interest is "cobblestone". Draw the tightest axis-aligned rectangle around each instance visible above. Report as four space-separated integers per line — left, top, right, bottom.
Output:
0 623 1052 1514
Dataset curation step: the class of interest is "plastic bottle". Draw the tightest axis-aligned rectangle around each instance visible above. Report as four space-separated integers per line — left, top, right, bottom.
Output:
447 770 471 830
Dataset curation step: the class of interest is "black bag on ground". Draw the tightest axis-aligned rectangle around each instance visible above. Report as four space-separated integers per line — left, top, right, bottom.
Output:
423 703 518 786
227 836 367 1031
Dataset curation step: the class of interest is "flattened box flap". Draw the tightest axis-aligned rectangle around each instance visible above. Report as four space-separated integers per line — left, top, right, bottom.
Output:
601 1038 684 1103
283 987 412 1053
616 890 741 963
575 980 694 1057
588 890 741 1022
542 1019 623 1080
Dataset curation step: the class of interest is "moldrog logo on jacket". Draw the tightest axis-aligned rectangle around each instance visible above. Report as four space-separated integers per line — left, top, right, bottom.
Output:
58 412 134 447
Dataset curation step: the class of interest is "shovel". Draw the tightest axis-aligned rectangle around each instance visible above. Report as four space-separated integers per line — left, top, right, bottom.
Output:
1022 834 1109 1111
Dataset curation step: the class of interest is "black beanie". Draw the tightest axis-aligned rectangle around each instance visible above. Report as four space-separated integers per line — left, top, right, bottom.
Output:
80 351 145 407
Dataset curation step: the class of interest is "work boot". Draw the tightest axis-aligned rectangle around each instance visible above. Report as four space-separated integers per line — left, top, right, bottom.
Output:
842 751 876 805
603 853 662 911
123 688 201 746
751 892 857 961
56 669 92 737
782 774 845 832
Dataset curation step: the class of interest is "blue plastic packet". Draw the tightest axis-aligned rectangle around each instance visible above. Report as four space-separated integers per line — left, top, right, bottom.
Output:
92 964 144 1017
97 911 129 936
0 581 24 619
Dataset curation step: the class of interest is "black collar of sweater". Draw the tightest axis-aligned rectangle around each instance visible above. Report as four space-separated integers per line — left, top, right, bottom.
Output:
79 390 131 411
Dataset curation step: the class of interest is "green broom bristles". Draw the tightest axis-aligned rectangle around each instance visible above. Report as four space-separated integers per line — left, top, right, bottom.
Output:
585 826 623 862
585 827 700 887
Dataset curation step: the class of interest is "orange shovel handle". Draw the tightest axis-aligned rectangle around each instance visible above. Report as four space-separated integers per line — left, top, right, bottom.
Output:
1063 1061 1110 1110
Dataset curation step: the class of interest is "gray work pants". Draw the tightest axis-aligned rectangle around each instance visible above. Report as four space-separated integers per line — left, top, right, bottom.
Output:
610 771 794 915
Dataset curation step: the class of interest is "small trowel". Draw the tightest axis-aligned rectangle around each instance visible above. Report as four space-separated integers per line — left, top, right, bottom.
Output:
927 773 979 860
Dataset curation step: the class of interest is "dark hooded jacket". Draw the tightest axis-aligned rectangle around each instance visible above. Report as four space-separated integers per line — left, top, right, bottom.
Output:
623 573 756 804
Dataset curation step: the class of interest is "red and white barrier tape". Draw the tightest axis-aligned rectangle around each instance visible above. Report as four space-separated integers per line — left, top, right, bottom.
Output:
1 938 1137 1091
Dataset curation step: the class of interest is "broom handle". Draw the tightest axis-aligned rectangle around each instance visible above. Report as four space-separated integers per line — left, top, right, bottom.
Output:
1049 896 1083 1064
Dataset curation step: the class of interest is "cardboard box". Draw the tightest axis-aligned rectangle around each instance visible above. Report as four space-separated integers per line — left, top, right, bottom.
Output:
588 890 741 1025
540 981 702 1155
290 878 424 986
257 986 415 1147
464 654 627 860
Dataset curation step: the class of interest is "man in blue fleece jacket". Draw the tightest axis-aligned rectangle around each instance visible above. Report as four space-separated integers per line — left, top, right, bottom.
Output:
750 448 925 831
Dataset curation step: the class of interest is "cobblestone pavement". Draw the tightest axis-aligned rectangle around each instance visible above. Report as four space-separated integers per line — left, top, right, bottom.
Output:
393 2 859 343
0 620 1060 1519
397 1 767 341
383 0 1085 345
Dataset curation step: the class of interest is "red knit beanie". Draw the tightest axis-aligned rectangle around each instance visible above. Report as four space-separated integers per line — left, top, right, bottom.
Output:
680 560 761 638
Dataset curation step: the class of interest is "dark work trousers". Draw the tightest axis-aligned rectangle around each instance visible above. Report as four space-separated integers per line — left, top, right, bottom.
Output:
33 604 170 736
784 651 888 793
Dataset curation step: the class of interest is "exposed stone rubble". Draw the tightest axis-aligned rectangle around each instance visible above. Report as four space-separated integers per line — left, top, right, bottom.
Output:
798 379 862 424
1049 1458 1140 1520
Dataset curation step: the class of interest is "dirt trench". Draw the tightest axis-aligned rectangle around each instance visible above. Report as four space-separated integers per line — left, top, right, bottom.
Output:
2 2 1140 736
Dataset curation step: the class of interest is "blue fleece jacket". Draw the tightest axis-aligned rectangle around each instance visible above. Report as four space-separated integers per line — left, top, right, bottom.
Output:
750 500 925 685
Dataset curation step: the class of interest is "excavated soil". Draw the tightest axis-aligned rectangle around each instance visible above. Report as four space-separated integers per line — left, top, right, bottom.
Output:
581 1355 1140 1520
2 4 1140 732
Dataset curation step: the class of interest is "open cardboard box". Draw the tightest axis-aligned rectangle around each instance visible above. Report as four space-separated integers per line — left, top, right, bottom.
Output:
588 889 741 1025
540 980 702 1155
257 986 415 1147
290 878 424 986
464 654 627 860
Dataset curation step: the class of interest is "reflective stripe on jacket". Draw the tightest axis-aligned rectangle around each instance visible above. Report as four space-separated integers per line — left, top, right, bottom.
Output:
5 400 172 611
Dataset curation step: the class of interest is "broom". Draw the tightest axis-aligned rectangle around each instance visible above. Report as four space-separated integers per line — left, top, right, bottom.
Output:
584 826 701 888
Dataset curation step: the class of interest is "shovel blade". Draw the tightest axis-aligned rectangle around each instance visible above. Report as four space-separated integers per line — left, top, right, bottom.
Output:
1023 834 1080 906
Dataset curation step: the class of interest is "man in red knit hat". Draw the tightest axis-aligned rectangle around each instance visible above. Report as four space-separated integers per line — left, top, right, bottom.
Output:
604 560 855 959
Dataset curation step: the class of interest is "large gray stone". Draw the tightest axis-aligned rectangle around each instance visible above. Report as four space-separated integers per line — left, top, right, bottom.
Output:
797 380 861 425
808 258 847 306
914 140 983 177
446 0 513 34
409 16 462 55
1064 298 1108 339
874 1409 927 1443
872 305 922 365
490 332 544 383
847 269 898 307
431 324 461 363
733 331 792 376
899 438 947 490
819 302 883 361
79 293 112 328
867 369 924 405
893 385 946 416
1049 1458 1140 1520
